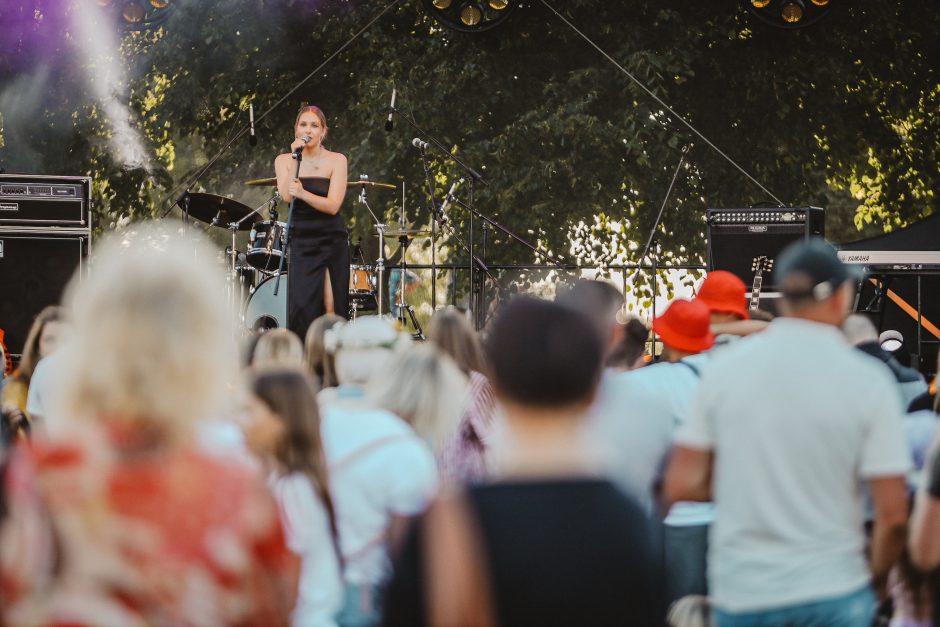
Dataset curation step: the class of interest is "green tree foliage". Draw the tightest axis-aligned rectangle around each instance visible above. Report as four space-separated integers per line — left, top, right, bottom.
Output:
1 0 937 296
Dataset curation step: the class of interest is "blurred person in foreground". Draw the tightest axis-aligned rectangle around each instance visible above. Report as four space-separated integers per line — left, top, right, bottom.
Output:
843 313 927 411
558 280 673 514
426 307 497 483
321 316 438 626
244 368 344 627
905 351 940 626
0 224 297 625
606 316 650 371
370 343 468 474
2 305 68 431
383 297 666 626
253 327 305 369
613 298 716 602
665 238 911 627
694 269 769 341
305 313 344 388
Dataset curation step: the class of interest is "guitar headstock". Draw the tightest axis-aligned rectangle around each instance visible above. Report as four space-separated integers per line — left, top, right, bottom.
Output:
751 256 774 274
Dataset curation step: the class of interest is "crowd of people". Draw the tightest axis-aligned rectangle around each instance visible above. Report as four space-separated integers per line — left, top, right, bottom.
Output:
0 222 938 626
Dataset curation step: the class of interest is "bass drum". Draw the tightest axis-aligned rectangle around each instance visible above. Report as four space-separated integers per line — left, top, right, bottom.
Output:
244 274 287 331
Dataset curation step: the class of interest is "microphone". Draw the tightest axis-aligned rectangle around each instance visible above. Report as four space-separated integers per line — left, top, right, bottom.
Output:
385 87 396 132
248 103 257 146
411 137 429 151
292 135 310 158
437 179 462 224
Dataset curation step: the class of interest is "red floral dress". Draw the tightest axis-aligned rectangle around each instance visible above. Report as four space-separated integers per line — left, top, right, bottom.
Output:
1 423 297 626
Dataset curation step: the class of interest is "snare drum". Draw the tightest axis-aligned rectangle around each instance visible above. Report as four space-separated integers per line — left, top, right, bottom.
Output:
349 265 375 296
247 220 289 273
349 264 377 312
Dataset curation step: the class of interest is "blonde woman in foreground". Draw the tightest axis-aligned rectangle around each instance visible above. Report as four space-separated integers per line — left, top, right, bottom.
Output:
0 224 297 625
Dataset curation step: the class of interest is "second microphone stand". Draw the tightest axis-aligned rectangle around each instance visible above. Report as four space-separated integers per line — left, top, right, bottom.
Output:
391 106 488 327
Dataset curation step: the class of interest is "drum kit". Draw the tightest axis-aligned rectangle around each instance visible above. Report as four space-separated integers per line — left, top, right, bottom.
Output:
180 176 425 333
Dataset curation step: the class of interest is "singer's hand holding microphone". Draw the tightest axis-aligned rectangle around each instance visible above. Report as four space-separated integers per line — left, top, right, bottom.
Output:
291 135 311 156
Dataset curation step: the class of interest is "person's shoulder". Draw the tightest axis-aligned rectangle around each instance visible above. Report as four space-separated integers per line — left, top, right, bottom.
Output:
328 149 347 165
274 152 292 166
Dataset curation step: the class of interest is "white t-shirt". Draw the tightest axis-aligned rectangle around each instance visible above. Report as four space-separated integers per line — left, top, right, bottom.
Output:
25 349 66 434
320 388 438 585
270 473 344 627
676 318 912 613
586 363 698 514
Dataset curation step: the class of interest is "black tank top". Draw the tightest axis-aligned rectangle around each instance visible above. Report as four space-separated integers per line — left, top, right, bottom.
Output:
293 176 346 233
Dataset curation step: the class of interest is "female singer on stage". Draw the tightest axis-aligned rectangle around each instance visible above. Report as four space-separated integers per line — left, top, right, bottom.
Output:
275 104 350 337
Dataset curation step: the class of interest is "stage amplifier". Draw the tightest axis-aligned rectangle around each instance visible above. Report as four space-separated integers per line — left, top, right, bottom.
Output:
0 174 92 228
0 229 89 358
706 206 825 292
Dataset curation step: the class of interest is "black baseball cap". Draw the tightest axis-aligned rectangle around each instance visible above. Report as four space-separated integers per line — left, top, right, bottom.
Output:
773 237 863 301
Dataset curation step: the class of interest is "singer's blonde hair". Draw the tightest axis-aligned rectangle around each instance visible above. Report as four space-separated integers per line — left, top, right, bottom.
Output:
295 103 328 140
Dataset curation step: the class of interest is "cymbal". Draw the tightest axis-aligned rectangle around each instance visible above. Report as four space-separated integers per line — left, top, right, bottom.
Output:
178 192 257 230
244 177 276 186
348 180 397 190
381 228 431 238
243 178 397 191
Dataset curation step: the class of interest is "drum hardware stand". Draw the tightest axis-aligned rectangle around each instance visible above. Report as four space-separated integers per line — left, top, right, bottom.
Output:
396 233 425 340
356 174 386 316
389 104 488 328
225 193 278 316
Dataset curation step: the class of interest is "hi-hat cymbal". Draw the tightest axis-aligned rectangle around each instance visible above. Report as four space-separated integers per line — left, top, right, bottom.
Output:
244 177 277 186
178 192 257 230
348 180 397 190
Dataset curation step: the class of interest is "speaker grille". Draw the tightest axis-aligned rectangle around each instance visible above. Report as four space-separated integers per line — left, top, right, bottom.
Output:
0 233 87 356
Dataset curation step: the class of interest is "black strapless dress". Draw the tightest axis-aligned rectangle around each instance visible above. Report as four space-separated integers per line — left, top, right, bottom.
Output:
288 176 350 337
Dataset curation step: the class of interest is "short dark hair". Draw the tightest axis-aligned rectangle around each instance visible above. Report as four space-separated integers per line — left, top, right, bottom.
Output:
555 280 623 338
485 297 603 407
607 317 649 369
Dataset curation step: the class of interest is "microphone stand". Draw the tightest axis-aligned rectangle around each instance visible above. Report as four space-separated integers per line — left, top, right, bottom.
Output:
630 144 690 354
415 143 504 318
445 195 567 269
390 105 489 327
273 149 303 324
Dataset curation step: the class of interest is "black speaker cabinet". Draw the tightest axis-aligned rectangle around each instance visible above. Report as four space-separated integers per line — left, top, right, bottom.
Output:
0 230 89 356
706 207 825 292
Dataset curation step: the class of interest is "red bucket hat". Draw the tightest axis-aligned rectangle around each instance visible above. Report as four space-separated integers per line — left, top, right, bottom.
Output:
652 299 715 354
695 270 750 320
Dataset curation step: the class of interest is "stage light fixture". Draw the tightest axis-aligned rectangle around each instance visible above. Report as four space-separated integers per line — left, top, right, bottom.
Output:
460 3 482 26
423 0 517 32
122 2 144 23
781 0 804 23
109 0 173 30
745 0 832 29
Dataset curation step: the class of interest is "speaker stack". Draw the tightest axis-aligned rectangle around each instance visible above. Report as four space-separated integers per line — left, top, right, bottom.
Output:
706 206 825 291
0 174 92 359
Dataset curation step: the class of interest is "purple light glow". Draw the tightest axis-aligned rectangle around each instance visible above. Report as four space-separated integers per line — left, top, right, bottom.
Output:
0 0 75 74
